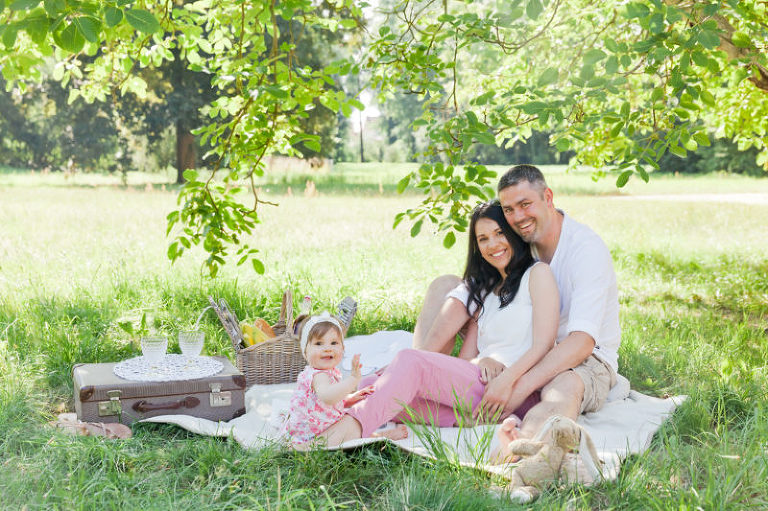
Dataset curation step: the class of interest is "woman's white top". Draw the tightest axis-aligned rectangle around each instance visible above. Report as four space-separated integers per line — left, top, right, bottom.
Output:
446 263 539 367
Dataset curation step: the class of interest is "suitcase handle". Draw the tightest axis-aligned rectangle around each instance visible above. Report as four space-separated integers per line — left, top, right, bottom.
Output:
132 396 201 413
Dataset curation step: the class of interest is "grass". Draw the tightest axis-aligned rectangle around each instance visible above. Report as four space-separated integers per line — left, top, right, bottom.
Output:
1 164 767 509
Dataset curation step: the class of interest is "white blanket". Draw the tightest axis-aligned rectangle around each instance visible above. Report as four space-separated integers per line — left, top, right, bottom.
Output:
143 331 685 481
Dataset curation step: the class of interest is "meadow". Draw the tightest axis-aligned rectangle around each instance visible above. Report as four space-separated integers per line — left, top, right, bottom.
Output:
0 164 766 509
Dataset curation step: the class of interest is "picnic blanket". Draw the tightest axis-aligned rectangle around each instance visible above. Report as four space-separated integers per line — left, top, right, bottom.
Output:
143 331 685 481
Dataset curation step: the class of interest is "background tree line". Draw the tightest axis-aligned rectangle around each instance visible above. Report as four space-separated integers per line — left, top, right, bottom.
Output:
3 72 763 176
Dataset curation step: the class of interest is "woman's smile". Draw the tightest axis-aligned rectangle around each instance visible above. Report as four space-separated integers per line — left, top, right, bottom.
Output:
475 217 513 275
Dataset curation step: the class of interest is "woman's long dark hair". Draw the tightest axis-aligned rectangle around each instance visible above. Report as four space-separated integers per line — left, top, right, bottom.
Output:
463 200 534 316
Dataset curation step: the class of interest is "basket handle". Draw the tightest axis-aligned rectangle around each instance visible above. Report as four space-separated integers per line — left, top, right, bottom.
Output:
279 288 294 329
208 296 244 353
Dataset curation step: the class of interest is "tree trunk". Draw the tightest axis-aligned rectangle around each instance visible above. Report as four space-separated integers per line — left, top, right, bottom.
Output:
176 119 196 184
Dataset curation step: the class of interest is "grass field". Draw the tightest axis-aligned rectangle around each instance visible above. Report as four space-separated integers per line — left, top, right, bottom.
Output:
1 164 767 509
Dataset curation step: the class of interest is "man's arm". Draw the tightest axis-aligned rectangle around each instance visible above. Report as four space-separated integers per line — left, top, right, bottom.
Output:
500 331 594 414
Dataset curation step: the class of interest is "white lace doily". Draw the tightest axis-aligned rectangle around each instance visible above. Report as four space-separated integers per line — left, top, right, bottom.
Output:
113 354 224 382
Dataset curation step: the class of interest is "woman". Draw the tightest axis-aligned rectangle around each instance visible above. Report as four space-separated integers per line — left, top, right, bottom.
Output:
318 201 559 446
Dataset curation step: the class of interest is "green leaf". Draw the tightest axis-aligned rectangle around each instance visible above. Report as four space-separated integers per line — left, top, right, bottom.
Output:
584 49 606 65
124 8 161 34
53 22 85 53
304 140 321 153
698 30 720 50
2 24 18 48
616 170 632 188
526 0 543 20
634 164 649 183
10 0 39 9
605 56 618 75
536 67 560 87
703 3 719 16
73 15 101 43
731 31 751 48
669 144 687 158
555 138 570 151
410 219 423 237
443 231 456 249
167 241 178 260
520 101 547 114
650 87 664 102
625 2 650 18
693 132 711 147
649 12 665 34
105 7 123 27
691 50 708 67
474 131 496 145
43 0 65 17
579 63 594 81
183 169 199 182
537 67 559 86
264 85 288 98
396 175 411 194
251 258 265 274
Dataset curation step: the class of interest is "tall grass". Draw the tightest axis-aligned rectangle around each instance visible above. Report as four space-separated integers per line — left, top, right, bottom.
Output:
1 166 767 509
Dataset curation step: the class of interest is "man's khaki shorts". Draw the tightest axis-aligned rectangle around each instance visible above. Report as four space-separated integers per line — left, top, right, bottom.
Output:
572 355 617 414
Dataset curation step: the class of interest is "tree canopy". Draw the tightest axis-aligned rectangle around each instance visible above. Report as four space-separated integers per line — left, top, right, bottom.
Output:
1 0 766 274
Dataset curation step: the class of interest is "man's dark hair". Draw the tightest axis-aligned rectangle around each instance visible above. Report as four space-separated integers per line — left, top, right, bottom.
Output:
497 164 548 193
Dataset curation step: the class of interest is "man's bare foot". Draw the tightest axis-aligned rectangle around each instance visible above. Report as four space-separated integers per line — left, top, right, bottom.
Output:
489 414 522 464
372 424 408 441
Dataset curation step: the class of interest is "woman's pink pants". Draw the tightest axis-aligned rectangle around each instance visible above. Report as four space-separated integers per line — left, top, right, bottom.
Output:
345 349 538 437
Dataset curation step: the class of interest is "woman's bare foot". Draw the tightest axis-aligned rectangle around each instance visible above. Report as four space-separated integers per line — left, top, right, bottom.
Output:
489 414 521 464
372 424 408 441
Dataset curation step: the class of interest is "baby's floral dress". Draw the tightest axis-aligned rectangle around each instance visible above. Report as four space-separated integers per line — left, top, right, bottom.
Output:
283 366 345 443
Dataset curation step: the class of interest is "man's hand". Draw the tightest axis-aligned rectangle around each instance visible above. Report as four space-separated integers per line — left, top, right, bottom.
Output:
476 357 505 384
473 370 515 423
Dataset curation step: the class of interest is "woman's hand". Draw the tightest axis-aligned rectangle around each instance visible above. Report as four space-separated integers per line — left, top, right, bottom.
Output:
473 370 515 423
343 385 374 406
476 357 505 384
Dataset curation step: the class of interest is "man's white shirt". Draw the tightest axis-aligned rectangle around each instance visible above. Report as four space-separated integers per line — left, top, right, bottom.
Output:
532 212 621 373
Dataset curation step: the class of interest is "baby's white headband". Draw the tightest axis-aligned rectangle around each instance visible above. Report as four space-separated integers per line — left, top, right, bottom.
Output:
300 312 343 354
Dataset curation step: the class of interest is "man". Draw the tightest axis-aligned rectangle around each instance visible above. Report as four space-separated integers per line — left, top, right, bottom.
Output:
413 164 620 442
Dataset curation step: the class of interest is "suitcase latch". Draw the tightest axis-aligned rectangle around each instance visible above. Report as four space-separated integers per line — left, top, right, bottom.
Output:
209 383 231 407
98 390 122 416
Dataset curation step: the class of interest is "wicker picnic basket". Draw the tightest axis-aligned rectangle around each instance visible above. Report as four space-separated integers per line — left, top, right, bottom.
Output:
208 289 305 387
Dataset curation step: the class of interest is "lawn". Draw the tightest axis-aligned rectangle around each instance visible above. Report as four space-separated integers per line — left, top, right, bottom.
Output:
0 164 766 509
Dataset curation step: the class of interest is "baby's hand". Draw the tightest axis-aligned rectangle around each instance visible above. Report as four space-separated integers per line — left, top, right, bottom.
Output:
344 385 374 406
350 353 363 380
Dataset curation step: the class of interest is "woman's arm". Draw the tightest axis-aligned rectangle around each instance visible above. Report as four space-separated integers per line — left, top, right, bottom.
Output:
475 263 560 418
313 355 363 406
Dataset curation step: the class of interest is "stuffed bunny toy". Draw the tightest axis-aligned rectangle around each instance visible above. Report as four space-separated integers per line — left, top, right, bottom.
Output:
503 415 603 503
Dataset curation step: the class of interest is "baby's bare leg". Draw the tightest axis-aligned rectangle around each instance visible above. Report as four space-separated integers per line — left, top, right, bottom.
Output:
315 415 363 446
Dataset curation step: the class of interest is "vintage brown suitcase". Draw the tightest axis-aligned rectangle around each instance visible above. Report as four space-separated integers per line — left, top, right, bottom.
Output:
73 356 246 425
